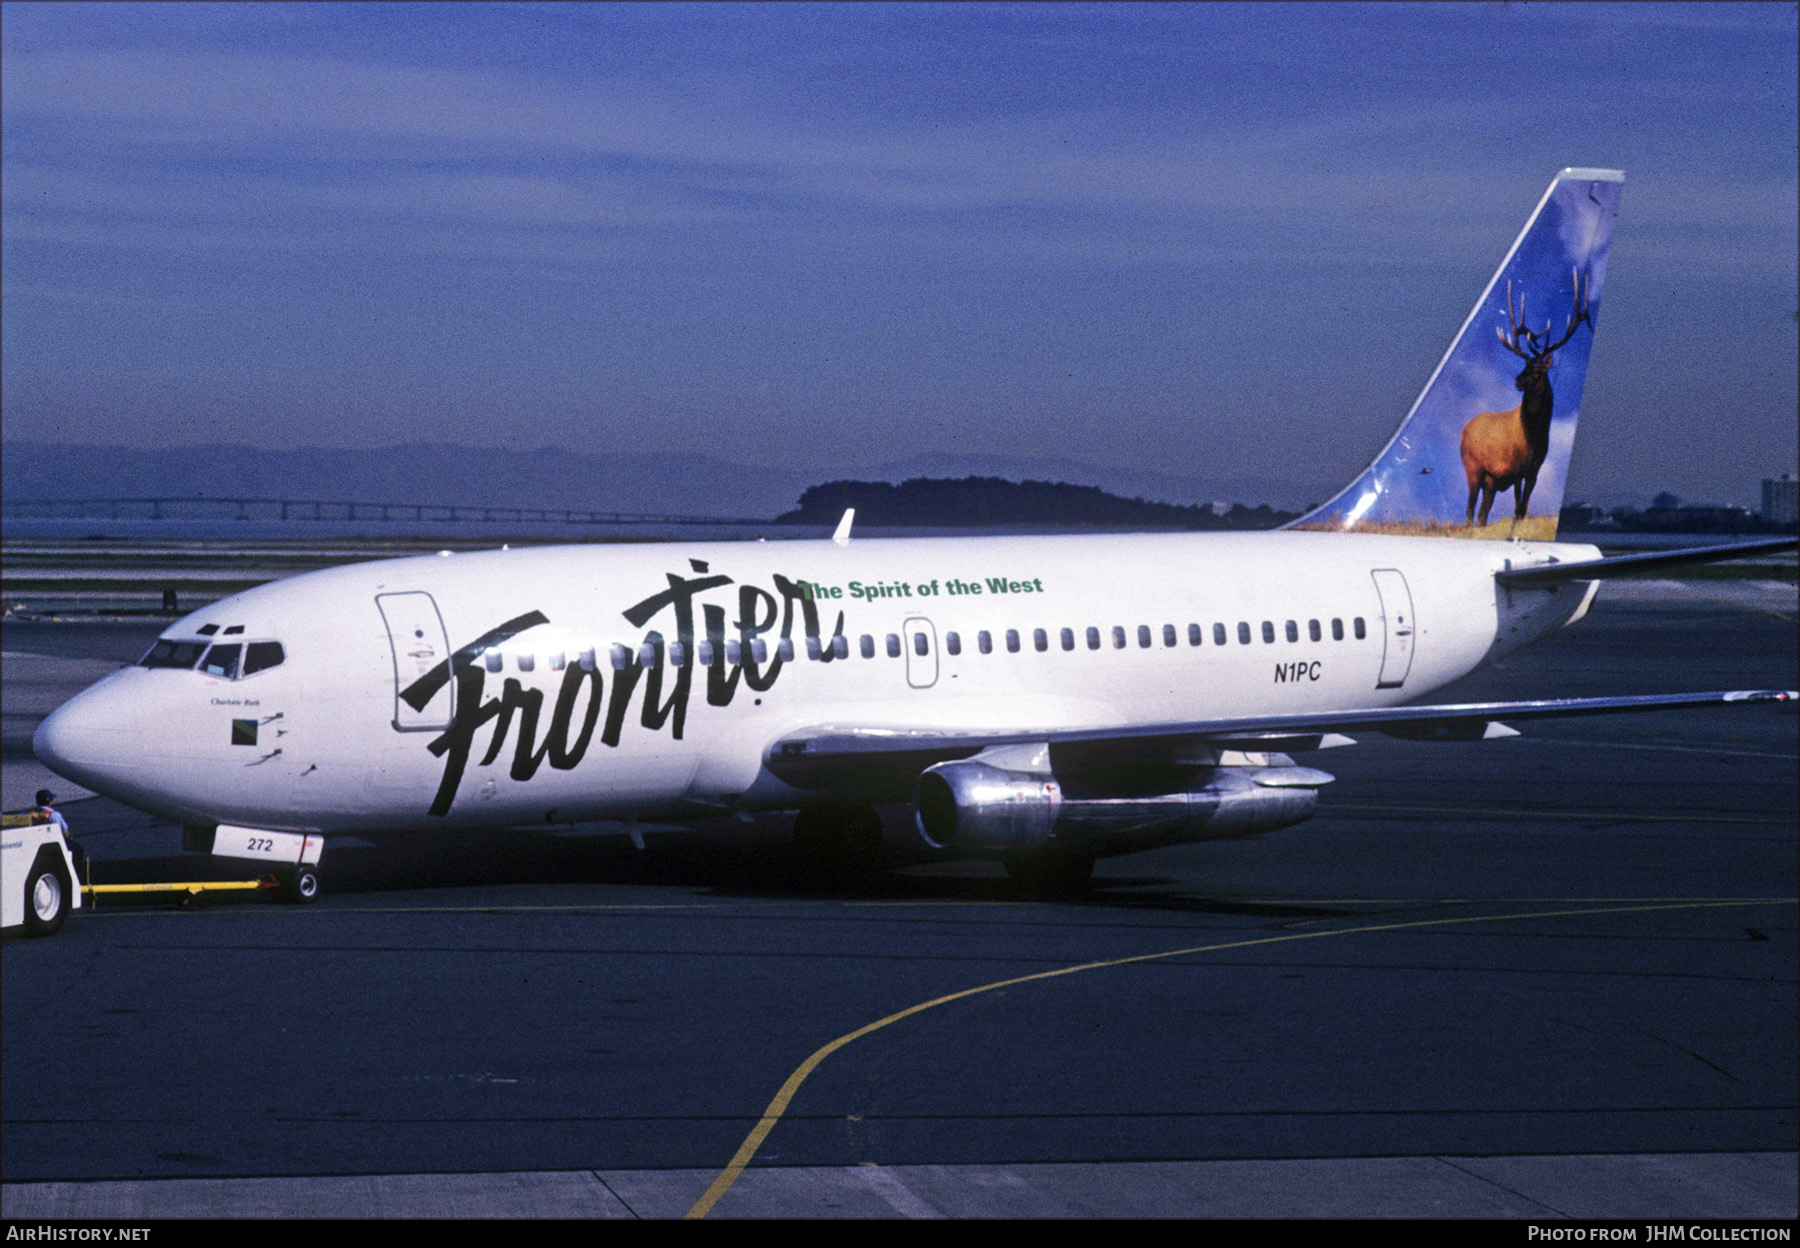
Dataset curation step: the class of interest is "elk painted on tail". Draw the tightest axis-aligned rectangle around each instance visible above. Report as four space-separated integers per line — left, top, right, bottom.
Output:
1460 268 1591 533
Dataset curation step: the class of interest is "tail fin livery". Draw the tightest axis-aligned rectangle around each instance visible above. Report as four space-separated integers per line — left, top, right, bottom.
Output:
1293 168 1623 540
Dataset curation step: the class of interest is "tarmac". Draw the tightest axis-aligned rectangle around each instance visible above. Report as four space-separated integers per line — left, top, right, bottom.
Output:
3 580 1794 1219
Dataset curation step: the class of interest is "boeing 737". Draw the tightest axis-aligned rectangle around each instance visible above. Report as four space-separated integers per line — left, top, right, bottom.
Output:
32 168 1797 899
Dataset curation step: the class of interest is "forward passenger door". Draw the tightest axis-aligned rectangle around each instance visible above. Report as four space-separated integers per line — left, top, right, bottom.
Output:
377 592 454 731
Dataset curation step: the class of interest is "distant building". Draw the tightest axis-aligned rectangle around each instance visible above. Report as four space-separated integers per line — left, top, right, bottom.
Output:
1763 474 1798 525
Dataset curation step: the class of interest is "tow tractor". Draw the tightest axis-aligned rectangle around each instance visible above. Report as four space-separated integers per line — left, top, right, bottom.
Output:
2 808 83 936
4 810 316 936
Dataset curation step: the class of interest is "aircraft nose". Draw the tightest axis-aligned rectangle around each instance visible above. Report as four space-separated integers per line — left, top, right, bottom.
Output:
33 672 153 798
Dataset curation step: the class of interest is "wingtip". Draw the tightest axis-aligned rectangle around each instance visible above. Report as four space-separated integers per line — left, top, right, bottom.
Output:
1559 166 1625 183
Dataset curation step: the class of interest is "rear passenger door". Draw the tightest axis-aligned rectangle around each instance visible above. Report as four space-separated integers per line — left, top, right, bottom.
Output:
377 592 454 731
1370 569 1416 689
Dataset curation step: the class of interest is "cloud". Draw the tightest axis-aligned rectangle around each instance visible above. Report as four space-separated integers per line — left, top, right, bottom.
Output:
0 47 1509 220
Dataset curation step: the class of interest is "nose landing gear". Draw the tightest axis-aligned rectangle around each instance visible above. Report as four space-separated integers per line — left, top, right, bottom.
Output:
278 862 322 904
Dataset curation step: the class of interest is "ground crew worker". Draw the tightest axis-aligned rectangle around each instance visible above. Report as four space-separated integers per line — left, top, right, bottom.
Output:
32 789 85 884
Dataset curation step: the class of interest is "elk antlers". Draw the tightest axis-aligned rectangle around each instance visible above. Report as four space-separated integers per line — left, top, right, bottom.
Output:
1496 267 1591 361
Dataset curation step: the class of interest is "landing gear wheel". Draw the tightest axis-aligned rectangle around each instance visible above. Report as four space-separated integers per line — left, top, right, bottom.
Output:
23 853 70 936
1004 852 1095 896
279 863 322 904
793 805 885 880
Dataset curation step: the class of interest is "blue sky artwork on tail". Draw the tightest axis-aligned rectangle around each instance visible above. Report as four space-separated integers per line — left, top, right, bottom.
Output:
1293 169 1623 541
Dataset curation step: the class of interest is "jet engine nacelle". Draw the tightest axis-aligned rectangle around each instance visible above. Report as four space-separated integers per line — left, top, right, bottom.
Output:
914 745 1331 857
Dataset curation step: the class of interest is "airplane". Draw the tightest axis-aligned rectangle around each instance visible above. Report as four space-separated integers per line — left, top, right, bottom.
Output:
31 167 1797 900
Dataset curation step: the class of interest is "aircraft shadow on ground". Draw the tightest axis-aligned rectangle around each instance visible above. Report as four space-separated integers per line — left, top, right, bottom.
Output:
74 824 1352 921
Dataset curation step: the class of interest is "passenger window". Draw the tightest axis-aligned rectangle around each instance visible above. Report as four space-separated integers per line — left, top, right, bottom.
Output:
777 637 794 662
549 652 566 671
1164 624 1177 648
1006 629 1021 653
1033 628 1048 653
199 644 241 679
696 640 714 666
1354 617 1366 640
1138 625 1152 649
1087 626 1101 650
913 632 929 657
1285 620 1298 643
670 641 688 667
752 639 769 664
946 632 961 656
1060 627 1074 651
887 634 902 658
1332 618 1344 641
1111 626 1126 649
860 634 875 659
978 630 993 655
579 647 597 672
1308 620 1321 642
241 641 285 676
1262 621 1275 644
518 652 536 672
140 640 207 670
1188 623 1202 647
638 641 657 668
486 649 505 673
1237 622 1251 645
726 639 743 665
806 635 823 660
1214 623 1227 646
833 635 849 659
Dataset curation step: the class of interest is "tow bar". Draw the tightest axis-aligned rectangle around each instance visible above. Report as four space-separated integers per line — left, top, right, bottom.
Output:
82 876 279 904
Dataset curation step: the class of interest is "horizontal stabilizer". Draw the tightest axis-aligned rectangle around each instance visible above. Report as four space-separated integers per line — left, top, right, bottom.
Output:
1496 537 1797 587
765 690 1795 788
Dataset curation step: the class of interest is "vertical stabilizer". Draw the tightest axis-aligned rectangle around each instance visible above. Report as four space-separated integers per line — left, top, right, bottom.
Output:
1292 168 1623 540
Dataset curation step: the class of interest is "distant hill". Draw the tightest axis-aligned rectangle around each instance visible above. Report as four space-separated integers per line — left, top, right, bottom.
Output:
778 478 1299 529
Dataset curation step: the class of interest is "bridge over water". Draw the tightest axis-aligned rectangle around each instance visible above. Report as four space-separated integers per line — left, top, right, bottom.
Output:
2 497 774 527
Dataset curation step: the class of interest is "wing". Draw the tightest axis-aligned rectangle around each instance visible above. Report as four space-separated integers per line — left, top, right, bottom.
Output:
764 689 1796 790
1496 537 1796 587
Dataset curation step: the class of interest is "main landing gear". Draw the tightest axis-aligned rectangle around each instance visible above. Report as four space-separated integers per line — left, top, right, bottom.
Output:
792 805 885 880
1004 850 1096 896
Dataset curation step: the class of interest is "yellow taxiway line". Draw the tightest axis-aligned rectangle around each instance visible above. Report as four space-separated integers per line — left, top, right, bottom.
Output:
684 897 1796 1218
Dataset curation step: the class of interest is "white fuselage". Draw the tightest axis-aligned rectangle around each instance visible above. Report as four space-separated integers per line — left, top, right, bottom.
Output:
34 531 1599 835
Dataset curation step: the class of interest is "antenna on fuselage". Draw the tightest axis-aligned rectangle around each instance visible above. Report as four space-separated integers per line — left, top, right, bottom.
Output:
832 508 855 547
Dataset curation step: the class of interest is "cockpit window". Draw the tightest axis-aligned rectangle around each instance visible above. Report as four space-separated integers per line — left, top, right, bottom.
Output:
241 641 285 677
199 644 241 679
139 640 207 669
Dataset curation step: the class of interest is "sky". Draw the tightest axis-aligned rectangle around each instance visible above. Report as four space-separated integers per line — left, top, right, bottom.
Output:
3 2 1795 507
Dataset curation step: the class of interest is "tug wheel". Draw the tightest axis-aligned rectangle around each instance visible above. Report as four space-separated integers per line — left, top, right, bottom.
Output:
23 851 70 936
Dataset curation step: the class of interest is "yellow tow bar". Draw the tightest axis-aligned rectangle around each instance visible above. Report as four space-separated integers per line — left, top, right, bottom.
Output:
82 877 276 901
